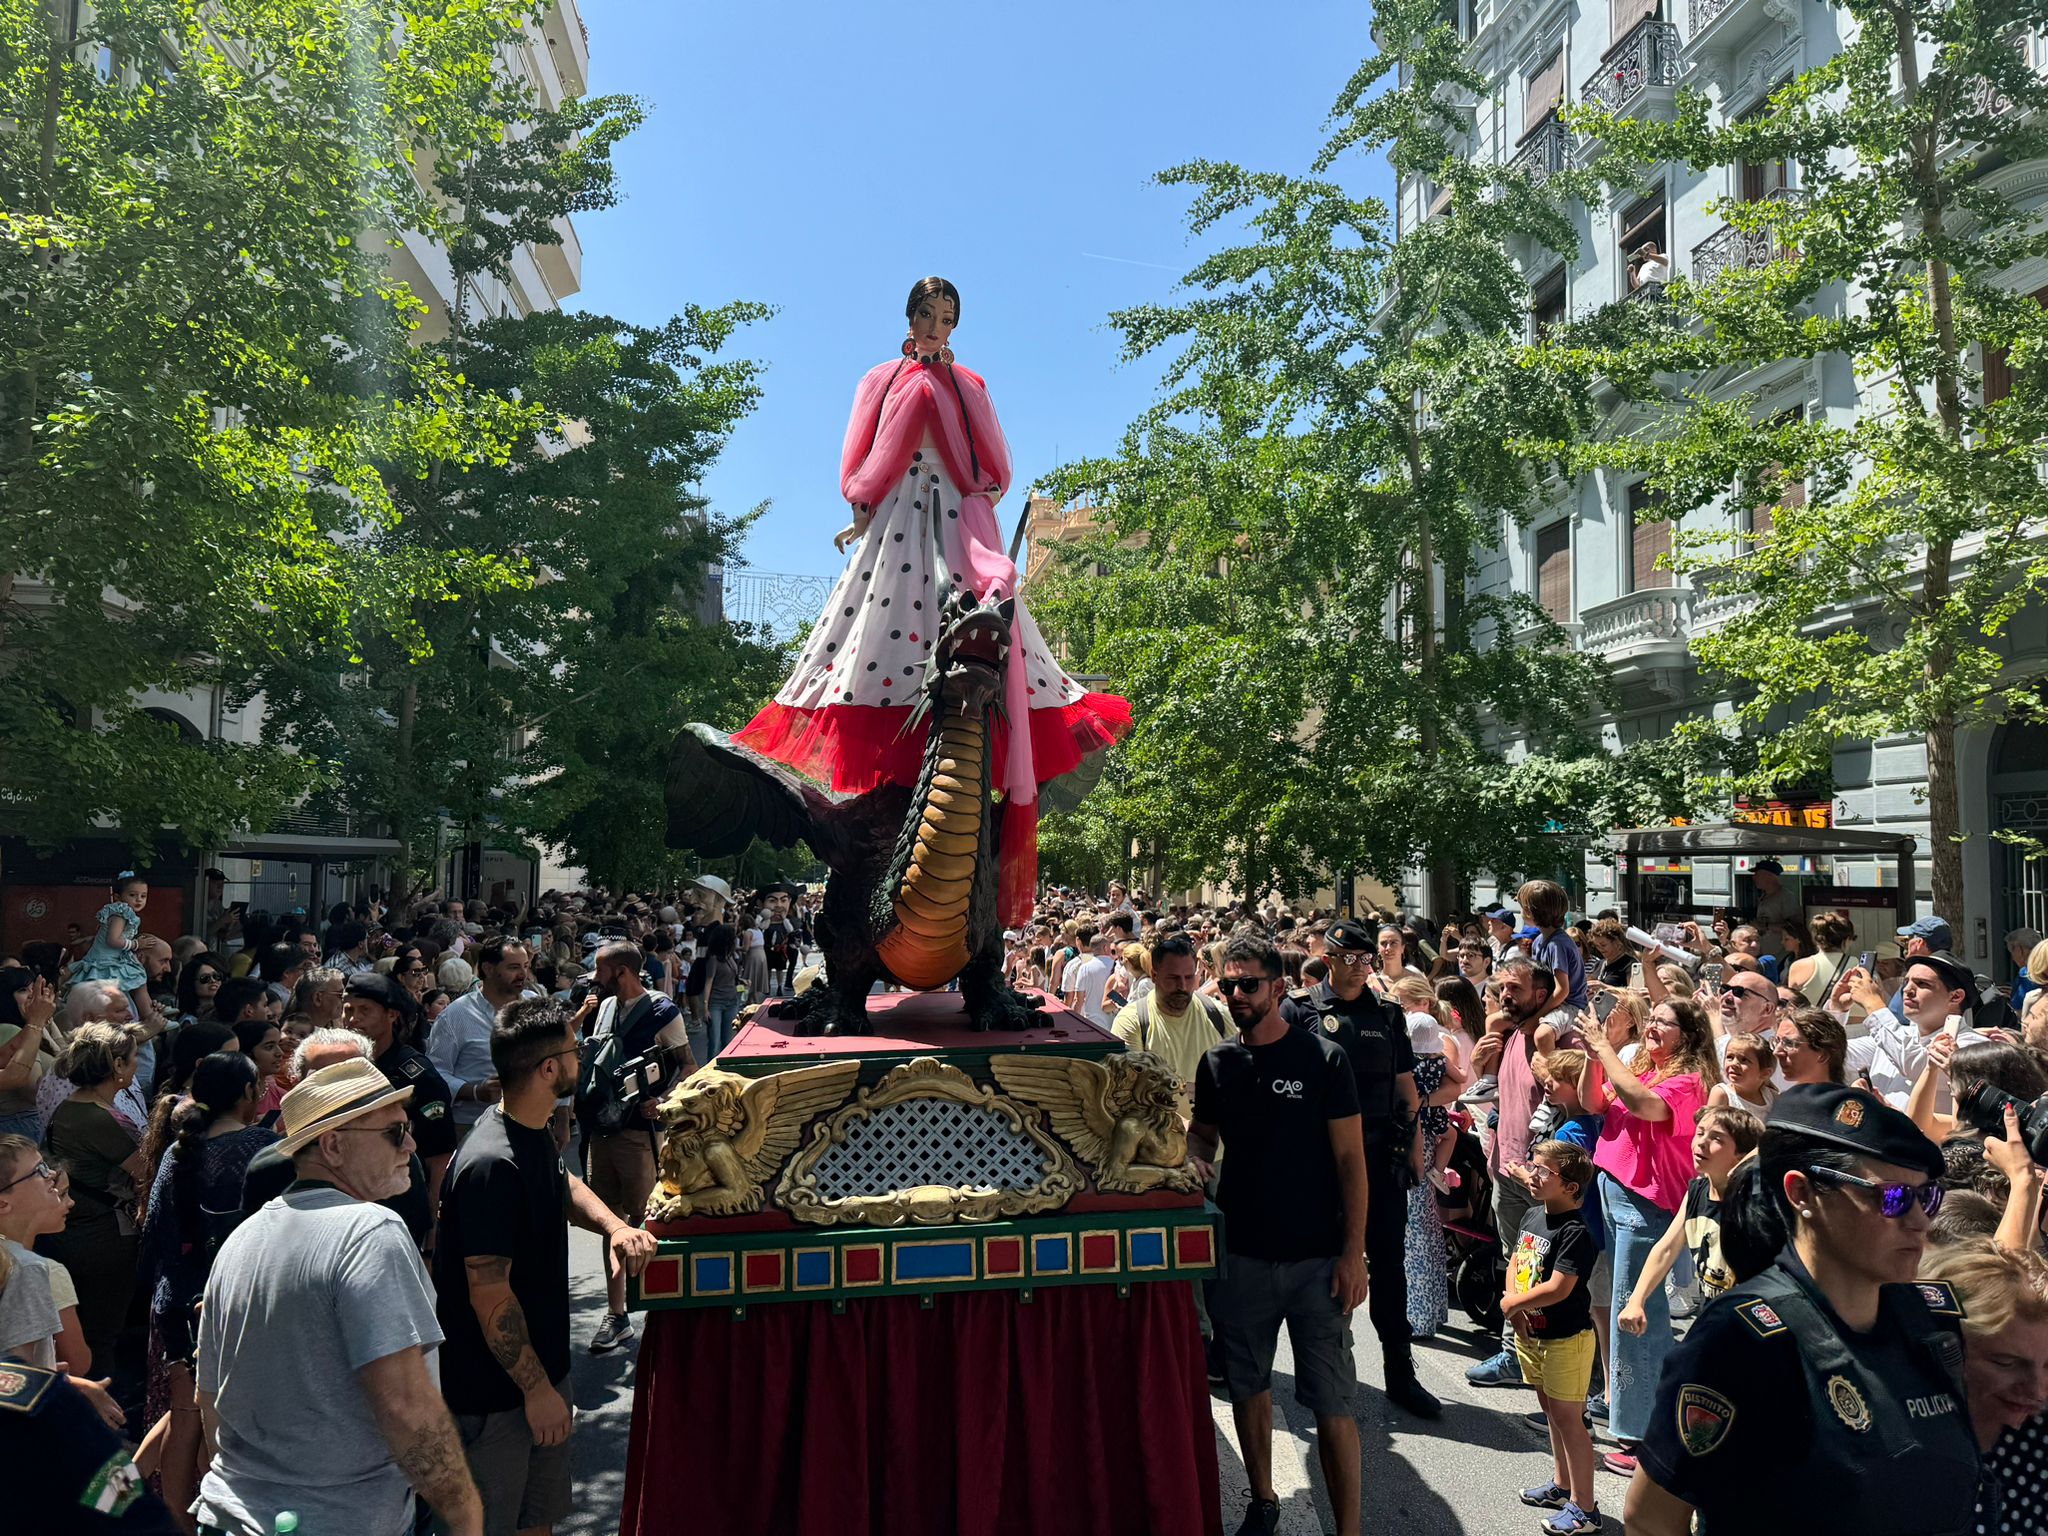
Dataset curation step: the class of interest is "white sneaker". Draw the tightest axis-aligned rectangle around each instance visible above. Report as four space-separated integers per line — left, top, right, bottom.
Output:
1460 1075 1499 1103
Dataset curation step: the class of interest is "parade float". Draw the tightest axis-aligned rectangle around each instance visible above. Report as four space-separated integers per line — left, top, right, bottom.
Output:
619 279 1219 1536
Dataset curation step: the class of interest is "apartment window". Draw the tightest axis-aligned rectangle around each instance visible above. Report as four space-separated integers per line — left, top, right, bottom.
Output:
1524 49 1564 136
1628 482 1672 590
1621 189 1668 289
1532 267 1567 337
1535 521 1573 621
1747 406 1805 545
1611 0 1660 39
1984 285 2048 405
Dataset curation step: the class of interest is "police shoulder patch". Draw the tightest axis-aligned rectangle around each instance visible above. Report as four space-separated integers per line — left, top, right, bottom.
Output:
1676 1383 1737 1456
0 1362 56 1413
1735 1299 1789 1338
420 1100 446 1120
400 1056 426 1079
1916 1280 1964 1317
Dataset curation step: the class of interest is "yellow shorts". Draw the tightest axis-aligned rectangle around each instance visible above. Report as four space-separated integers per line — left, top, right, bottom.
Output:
1513 1328 1597 1402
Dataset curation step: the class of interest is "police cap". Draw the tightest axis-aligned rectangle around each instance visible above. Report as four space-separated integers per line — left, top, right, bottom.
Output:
1325 920 1374 953
1765 1083 1944 1180
344 970 416 1022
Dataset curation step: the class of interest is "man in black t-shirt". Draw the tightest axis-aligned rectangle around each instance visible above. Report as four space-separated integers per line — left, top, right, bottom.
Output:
1190 929 1369 1536
434 996 658 1536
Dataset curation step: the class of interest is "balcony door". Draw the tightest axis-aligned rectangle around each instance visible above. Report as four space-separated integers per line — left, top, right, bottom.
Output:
1612 0 1660 42
1628 482 1673 590
1525 49 1564 136
1535 521 1574 623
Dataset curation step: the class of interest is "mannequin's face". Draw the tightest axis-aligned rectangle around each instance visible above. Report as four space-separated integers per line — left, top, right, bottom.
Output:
910 293 957 354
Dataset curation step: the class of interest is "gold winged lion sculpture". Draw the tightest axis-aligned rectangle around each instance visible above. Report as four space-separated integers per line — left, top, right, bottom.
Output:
989 1052 1204 1195
646 1060 862 1220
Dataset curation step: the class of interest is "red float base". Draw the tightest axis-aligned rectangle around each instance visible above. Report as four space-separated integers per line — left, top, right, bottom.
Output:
621 1281 1222 1536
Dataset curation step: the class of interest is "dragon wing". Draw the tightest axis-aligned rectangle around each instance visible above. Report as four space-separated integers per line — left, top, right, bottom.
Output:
989 1056 1118 1166
665 723 844 859
730 1060 863 1185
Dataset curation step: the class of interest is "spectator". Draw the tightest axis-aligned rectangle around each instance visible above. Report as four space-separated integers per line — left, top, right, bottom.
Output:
1109 935 1228 1102
1456 940 1493 988
435 997 658 1536
429 938 533 1131
1919 1239 2048 1536
343 974 456 1248
1711 968 1783 1082
209 977 269 1031
325 919 373 976
578 943 690 1355
39 1022 149 1370
2008 931 2045 1021
696 925 742 1058
1519 879 1589 1022
195 1058 483 1536
175 952 230 1028
1616 1104 1763 1332
1580 994 1719 1474
1061 926 1115 1027
232 1016 285 1097
1711 1031 1778 1117
0 1133 92 1377
1841 951 1990 1110
290 966 347 1031
1787 910 1857 1006
1772 1005 1848 1086
1747 858 1801 949
0 971 58 1140
1188 928 1368 1536
1586 921 1633 989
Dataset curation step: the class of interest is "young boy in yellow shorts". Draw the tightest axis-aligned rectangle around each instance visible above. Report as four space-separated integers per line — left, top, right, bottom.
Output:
1503 1139 1601 1535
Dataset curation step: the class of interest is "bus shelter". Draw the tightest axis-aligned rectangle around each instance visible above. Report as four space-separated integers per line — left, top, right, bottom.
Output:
1609 822 1919 934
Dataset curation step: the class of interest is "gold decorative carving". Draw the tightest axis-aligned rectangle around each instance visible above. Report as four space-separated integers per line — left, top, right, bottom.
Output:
647 1061 861 1221
990 1051 1204 1195
775 1056 1082 1227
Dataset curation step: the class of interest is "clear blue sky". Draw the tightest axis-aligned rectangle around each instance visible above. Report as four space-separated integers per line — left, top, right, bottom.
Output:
573 0 1389 582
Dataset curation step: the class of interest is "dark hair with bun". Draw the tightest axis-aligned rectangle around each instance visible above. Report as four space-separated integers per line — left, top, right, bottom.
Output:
905 276 960 325
1720 1125 1871 1283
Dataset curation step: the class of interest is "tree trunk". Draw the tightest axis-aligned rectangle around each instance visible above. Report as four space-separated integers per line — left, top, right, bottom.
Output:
1925 709 1965 936
1405 426 1460 918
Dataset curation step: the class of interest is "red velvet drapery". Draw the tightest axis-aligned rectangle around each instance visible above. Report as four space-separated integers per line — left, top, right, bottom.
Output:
621 1283 1222 1536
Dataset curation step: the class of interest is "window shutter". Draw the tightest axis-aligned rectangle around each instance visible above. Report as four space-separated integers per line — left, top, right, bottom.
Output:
1611 0 1659 40
1524 51 1564 135
1536 522 1573 621
1628 484 1672 590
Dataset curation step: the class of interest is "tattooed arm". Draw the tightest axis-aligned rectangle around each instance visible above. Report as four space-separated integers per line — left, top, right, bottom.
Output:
359 1345 484 1536
465 1253 572 1446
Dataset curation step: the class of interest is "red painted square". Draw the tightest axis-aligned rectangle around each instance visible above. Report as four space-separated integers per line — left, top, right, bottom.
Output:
845 1245 884 1285
985 1236 1024 1277
642 1256 683 1298
1079 1233 1119 1273
742 1251 784 1292
1175 1226 1215 1267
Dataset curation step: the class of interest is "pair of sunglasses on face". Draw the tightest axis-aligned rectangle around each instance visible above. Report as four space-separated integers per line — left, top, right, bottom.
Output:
1216 975 1277 996
1806 1165 1944 1218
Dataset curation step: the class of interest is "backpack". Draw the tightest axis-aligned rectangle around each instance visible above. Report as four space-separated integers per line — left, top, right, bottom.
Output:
576 997 638 1138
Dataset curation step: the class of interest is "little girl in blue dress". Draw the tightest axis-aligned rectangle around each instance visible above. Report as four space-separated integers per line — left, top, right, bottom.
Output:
70 871 154 1022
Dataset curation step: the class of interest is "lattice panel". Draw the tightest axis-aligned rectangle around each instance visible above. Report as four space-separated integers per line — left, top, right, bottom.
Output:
808 1097 1051 1197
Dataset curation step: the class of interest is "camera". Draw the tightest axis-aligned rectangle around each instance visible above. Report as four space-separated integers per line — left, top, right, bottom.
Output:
1955 1079 2048 1164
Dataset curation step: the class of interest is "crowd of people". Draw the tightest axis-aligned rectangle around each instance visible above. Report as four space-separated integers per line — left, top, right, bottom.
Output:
5 860 2048 1535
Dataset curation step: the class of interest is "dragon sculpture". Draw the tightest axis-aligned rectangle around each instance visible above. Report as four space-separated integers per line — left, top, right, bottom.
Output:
664 589 1046 1036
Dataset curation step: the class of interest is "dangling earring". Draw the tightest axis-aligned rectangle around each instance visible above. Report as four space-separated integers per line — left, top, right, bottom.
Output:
902 334 917 358
937 344 954 365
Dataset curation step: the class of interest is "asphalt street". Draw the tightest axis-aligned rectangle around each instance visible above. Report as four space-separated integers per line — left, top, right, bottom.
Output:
559 1229 1627 1536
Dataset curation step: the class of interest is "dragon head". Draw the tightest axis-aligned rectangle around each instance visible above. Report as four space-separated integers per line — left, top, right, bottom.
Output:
917 588 1014 717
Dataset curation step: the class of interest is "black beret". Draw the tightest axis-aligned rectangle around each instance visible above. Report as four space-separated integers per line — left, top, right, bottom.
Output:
344 971 416 1021
1325 920 1375 953
1908 951 1977 1008
1765 1083 1944 1180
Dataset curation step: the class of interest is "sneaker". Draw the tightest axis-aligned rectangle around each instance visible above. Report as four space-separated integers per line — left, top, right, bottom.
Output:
1428 1167 1459 1196
1586 1390 1609 1424
1466 1348 1525 1387
1540 1502 1602 1534
589 1311 635 1353
1600 1450 1638 1476
1383 1370 1443 1418
1523 1407 1592 1432
1233 1495 1280 1536
1666 1281 1697 1319
1518 1482 1569 1509
1460 1074 1500 1103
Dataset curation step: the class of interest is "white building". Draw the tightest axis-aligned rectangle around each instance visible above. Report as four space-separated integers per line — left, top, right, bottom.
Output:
1393 0 2048 978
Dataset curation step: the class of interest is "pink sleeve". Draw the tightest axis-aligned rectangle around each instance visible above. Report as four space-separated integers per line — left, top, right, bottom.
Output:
839 362 904 506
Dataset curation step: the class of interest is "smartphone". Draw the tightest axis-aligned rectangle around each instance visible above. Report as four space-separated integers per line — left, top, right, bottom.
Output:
1858 950 1874 973
1944 1014 1965 1039
1593 992 1618 1023
1700 963 1724 995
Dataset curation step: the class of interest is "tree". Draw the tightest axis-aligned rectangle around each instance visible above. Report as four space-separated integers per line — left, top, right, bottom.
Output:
1033 0 1643 907
1539 0 2048 927
0 0 561 852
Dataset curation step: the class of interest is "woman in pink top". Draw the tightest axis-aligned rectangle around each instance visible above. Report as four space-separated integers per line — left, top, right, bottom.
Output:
1579 995 1719 1464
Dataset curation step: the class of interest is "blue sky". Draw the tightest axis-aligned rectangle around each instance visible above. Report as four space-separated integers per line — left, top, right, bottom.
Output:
573 0 1390 582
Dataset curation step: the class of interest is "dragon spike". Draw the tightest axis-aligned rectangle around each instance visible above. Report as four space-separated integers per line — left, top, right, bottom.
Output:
895 692 935 742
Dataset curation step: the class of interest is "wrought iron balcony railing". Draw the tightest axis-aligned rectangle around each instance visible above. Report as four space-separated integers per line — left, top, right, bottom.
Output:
1508 109 1572 183
1691 192 1793 283
1581 18 1682 116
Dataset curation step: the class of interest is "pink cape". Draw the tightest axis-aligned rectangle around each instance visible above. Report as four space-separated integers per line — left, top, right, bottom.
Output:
735 359 1129 923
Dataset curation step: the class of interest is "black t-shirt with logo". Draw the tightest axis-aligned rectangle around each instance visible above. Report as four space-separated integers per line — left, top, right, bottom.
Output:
1510 1205 1597 1338
1193 1024 1361 1262
433 1106 571 1414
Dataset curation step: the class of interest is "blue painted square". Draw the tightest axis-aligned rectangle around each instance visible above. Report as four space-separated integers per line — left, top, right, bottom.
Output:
1130 1230 1168 1270
691 1253 733 1295
894 1240 974 1282
1033 1234 1072 1274
794 1249 832 1289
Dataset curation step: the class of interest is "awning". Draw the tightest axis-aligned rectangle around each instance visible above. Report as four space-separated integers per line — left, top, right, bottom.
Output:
1609 823 1918 858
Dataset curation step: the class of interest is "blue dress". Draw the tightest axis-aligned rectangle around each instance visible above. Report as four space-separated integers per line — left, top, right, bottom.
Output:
70 901 148 994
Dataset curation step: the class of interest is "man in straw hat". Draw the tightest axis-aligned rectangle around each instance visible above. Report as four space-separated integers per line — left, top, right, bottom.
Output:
194 1058 483 1536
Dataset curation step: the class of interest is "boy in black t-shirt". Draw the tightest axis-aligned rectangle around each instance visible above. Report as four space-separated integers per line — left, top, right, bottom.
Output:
1503 1139 1602 1536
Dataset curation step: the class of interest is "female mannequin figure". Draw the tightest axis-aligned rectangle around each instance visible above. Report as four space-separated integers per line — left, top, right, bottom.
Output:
735 278 1128 919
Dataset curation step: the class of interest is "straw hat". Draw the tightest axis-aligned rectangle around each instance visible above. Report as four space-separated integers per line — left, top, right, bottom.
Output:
274 1058 413 1156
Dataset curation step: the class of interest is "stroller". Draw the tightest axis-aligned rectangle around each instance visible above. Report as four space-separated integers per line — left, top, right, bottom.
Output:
1435 1106 1503 1334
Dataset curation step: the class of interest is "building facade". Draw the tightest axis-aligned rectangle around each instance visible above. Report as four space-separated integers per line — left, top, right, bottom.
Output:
1393 0 2048 977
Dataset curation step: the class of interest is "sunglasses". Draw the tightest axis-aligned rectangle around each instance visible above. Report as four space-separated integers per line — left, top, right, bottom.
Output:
1329 952 1371 967
1727 985 1776 1004
1773 1036 1811 1054
336 1122 413 1150
1217 975 1276 996
1806 1166 1943 1219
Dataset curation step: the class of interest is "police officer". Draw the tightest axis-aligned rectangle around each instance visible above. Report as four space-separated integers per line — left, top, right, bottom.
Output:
1280 919 1442 1417
1 1365 182 1534
344 972 457 1246
1626 1083 1979 1535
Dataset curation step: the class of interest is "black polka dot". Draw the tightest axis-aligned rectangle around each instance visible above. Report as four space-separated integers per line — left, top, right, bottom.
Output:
913 451 923 461
1038 678 1047 686
826 642 837 652
881 598 890 606
915 502 924 511
890 630 901 639
951 572 962 583
843 606 854 616
866 662 877 671
893 532 903 542
914 600 923 610
861 570 871 581
904 666 915 674
901 563 911 572
948 509 958 519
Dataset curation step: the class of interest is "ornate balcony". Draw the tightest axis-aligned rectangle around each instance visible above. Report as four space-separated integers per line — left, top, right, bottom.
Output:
1687 0 1798 72
1691 197 1791 284
1577 588 1693 662
1509 110 1572 184
1582 19 1682 116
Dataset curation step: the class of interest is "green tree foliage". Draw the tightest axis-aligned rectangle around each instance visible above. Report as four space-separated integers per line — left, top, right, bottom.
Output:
0 0 561 850
1033 0 1672 906
1535 0 2048 926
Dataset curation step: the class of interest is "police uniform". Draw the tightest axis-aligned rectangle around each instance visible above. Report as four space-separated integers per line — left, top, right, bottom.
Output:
1279 921 1439 1416
374 1037 455 1236
0 1365 183 1535
1636 1084 1980 1535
